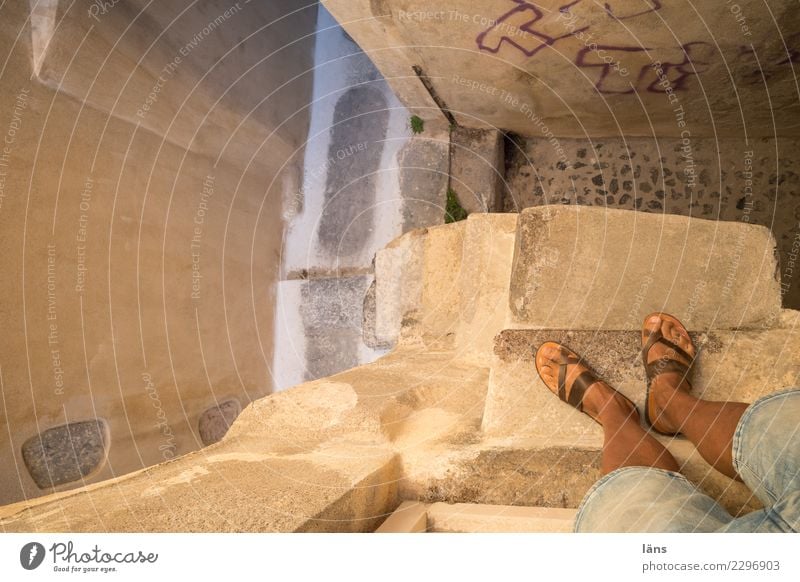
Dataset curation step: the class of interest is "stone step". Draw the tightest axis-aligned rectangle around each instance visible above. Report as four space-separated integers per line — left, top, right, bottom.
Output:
365 209 792 519
399 440 605 510
399 437 760 518
479 318 800 515
373 221 468 348
375 500 576 532
375 501 428 532
455 213 518 362
426 502 575 533
509 205 782 330
373 205 783 359
373 229 426 347
373 213 517 354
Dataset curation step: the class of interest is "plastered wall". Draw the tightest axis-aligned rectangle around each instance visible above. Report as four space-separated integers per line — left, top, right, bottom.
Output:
0 0 315 504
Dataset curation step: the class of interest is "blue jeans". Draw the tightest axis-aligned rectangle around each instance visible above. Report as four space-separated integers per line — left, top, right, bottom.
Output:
574 388 800 532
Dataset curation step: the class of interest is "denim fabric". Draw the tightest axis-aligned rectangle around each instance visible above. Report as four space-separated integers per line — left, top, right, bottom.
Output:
574 388 800 533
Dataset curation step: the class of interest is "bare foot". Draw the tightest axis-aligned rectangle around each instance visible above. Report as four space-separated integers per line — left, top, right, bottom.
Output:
642 314 696 434
536 342 637 424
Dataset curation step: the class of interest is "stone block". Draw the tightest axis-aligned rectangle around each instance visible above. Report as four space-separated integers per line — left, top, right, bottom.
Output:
316 85 389 260
300 276 371 330
375 500 428 532
361 279 389 349
274 275 377 388
398 137 450 231
427 502 576 533
22 420 109 489
198 400 242 446
503 135 800 311
509 205 782 329
450 127 505 213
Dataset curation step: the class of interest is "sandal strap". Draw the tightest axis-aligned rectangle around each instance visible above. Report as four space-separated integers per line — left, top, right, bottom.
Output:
642 329 694 384
642 330 693 365
556 352 598 412
567 370 600 411
557 353 580 402
645 358 690 380
538 343 636 425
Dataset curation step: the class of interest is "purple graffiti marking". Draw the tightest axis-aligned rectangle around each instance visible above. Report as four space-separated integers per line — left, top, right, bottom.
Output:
476 0 663 58
475 0 711 96
476 0 586 58
575 44 649 94
576 42 712 94
604 0 662 21
639 42 712 92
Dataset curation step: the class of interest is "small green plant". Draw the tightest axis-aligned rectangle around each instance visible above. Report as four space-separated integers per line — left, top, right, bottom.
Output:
445 188 468 224
409 115 425 134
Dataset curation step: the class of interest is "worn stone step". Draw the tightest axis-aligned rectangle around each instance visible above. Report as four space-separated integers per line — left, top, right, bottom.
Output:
485 318 800 437
399 437 760 518
0 348 487 532
399 441 605 510
509 205 782 330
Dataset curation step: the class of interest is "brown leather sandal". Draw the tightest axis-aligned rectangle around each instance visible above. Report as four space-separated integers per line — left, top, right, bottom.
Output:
641 312 696 436
535 341 635 424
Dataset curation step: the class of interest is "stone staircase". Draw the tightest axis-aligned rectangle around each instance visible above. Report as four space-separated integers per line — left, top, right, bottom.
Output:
372 204 796 518
4 204 796 532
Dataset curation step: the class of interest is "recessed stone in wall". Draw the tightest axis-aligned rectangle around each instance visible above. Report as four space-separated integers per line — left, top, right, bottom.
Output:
198 400 241 446
21 419 109 489
317 84 388 258
397 139 449 231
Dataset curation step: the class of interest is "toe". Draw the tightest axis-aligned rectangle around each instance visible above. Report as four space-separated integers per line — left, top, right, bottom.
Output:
662 319 678 342
541 343 561 360
536 343 565 392
536 345 558 390
535 351 549 370
671 321 695 356
643 314 662 344
643 314 664 359
537 344 560 369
